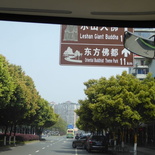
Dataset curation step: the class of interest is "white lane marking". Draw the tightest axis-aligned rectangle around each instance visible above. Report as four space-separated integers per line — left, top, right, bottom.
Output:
47 145 49 147
42 147 45 149
75 148 78 155
36 150 39 153
50 144 52 146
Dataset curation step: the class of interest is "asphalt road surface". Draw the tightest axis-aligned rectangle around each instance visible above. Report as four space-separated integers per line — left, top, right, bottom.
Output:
0 136 111 155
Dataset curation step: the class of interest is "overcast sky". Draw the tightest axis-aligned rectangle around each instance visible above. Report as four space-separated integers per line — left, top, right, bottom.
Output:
0 21 128 104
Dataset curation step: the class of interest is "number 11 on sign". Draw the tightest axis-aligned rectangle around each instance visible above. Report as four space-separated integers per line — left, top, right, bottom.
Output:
120 58 126 65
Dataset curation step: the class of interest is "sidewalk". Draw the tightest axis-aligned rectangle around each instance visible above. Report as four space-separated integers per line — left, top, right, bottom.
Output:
135 146 155 155
109 145 155 155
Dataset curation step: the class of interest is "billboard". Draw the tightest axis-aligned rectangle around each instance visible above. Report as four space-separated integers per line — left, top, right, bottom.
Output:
60 25 133 67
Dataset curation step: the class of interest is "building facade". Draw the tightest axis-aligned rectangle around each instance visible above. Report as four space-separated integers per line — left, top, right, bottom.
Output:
129 55 149 80
52 101 80 129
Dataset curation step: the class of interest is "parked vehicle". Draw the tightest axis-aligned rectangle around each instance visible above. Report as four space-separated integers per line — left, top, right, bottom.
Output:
72 135 89 148
75 133 80 140
85 135 108 152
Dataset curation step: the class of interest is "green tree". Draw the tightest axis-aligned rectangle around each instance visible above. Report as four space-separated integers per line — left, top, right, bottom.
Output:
32 98 58 139
48 116 67 135
90 72 142 147
76 99 96 133
8 65 39 124
4 64 39 144
76 71 155 152
0 55 15 145
0 54 58 145
0 55 15 109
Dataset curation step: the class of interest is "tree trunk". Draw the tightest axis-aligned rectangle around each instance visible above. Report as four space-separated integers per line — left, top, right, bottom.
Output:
134 133 138 152
13 125 17 146
4 136 7 146
113 132 117 146
4 125 8 146
121 129 125 148
9 136 12 145
9 125 13 145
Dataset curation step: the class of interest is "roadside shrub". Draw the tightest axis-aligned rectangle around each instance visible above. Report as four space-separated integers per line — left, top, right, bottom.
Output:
0 133 39 142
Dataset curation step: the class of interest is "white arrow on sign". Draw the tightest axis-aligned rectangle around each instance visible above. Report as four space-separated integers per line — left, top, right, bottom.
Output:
121 48 131 57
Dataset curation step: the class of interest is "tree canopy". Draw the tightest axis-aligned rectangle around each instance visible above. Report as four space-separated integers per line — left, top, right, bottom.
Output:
76 71 155 133
0 54 58 137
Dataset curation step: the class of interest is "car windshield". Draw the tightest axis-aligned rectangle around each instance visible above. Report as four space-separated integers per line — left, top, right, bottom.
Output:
0 18 155 155
92 136 105 140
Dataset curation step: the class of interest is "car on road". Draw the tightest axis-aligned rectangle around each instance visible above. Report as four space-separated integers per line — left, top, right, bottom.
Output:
72 135 89 149
85 135 108 152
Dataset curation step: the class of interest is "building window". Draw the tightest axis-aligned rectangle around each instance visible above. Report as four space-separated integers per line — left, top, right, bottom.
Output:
137 68 148 74
141 60 145 65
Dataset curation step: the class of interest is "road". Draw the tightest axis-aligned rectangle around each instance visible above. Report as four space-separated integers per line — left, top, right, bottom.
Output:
0 136 111 155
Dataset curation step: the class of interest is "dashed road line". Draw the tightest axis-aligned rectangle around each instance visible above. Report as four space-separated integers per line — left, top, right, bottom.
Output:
75 148 78 155
28 138 64 155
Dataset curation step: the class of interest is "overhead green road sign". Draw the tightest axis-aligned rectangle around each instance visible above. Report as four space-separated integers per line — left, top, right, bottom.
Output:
124 31 155 58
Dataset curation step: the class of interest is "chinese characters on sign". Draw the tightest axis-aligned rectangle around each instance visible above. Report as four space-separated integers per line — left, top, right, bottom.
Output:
60 25 133 67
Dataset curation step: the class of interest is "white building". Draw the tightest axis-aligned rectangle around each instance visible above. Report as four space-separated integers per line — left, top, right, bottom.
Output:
129 55 149 80
53 101 80 129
